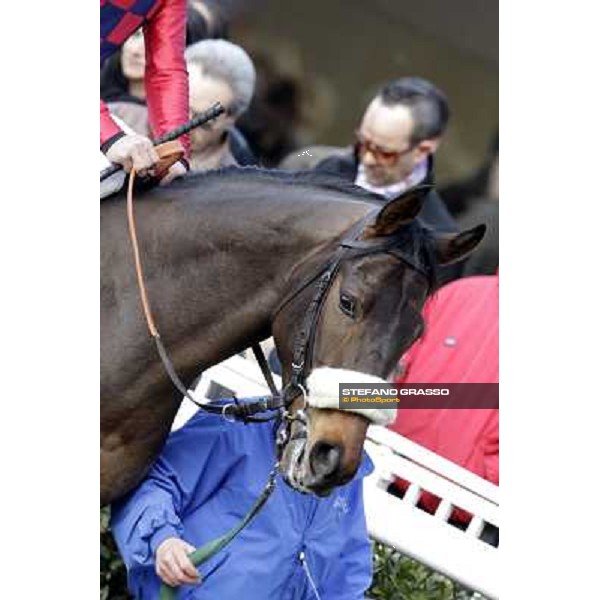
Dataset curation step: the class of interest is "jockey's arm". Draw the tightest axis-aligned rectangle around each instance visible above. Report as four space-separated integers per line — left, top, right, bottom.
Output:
100 100 123 149
143 0 191 160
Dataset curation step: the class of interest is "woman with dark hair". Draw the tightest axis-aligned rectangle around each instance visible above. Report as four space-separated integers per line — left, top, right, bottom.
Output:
100 28 150 137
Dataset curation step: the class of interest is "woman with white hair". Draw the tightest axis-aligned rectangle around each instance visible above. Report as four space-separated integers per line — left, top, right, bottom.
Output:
185 39 257 171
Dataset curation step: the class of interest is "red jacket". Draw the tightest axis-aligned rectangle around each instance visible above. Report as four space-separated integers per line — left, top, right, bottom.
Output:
390 274 499 522
100 0 190 156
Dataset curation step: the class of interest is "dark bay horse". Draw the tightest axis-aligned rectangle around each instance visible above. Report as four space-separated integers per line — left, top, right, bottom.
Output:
101 167 484 505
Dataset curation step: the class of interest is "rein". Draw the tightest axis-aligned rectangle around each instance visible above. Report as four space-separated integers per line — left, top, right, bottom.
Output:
127 164 284 420
123 109 285 423
125 139 286 598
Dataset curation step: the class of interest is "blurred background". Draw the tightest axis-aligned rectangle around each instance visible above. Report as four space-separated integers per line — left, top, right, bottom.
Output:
230 0 498 182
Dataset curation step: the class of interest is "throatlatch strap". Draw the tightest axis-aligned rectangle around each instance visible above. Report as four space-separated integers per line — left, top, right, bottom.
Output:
252 343 279 397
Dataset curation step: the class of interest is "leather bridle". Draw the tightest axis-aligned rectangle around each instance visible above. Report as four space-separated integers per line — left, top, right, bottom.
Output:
127 174 434 426
268 208 434 451
274 210 433 403
115 105 435 426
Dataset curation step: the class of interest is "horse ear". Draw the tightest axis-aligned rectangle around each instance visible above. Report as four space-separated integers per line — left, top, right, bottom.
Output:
433 224 487 265
364 185 431 237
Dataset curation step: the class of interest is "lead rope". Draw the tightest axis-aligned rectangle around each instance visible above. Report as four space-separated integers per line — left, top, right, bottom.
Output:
159 464 279 599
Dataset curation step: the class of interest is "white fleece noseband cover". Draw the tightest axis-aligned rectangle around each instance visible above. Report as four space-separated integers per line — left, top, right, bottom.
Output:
305 367 396 426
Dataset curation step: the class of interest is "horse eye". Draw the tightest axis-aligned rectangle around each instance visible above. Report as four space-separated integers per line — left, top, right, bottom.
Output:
339 293 358 319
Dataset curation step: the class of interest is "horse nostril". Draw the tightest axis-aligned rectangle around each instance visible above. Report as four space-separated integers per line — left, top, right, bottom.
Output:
309 441 342 480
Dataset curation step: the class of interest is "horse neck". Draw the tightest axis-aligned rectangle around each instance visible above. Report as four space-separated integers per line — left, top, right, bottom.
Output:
110 183 373 387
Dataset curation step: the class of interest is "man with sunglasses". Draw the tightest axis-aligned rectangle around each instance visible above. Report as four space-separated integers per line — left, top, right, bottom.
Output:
316 77 458 238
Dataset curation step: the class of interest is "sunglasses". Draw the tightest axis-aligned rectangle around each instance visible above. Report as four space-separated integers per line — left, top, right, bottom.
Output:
355 130 415 166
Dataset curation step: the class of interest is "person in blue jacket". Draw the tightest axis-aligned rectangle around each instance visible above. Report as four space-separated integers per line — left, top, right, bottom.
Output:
111 408 374 599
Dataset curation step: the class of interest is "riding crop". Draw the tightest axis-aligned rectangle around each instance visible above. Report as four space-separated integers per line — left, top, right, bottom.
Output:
100 102 225 182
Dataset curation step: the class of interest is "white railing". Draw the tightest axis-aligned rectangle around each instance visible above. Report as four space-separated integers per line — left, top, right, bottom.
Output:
174 355 499 599
364 425 498 599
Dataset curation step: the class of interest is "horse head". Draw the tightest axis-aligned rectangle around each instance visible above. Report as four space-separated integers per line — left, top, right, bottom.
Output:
272 185 485 496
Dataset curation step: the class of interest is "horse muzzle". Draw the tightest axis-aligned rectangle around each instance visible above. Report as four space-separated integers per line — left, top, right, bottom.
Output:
279 432 345 497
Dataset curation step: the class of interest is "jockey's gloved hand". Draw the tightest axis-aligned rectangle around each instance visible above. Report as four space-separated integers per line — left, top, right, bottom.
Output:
105 133 159 177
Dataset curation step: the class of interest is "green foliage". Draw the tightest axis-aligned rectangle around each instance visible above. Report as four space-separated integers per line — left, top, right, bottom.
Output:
368 542 480 600
100 507 131 600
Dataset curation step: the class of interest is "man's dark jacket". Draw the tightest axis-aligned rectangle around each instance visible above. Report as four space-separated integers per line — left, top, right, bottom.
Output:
314 151 463 282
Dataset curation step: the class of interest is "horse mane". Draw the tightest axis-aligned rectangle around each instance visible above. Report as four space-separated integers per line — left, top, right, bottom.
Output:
170 165 384 203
